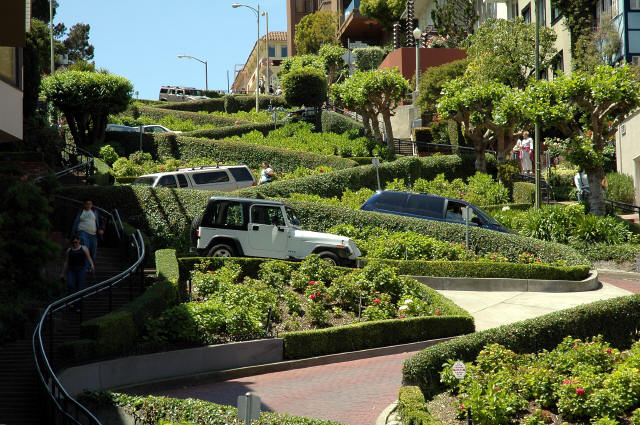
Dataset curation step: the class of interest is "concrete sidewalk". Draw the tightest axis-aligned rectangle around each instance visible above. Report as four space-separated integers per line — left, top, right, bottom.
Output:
437 280 632 331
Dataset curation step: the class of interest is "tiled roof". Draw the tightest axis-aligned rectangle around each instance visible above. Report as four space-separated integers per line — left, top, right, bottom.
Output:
261 31 287 41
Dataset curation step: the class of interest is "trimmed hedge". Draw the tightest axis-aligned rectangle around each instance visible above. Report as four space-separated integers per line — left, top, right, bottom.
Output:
365 259 590 281
414 127 434 143
282 315 474 360
136 105 240 127
104 131 157 156
80 310 137 357
155 97 225 113
321 110 364 136
155 95 286 113
513 181 535 204
402 293 640 399
114 176 138 184
156 249 179 284
155 134 358 171
182 122 275 140
55 185 590 265
398 386 437 425
234 154 492 199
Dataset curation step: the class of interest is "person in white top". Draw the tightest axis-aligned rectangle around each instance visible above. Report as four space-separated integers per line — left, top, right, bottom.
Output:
514 131 534 174
259 162 275 185
574 168 590 202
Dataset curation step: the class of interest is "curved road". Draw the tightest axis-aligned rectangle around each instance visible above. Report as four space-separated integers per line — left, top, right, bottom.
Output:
136 271 639 425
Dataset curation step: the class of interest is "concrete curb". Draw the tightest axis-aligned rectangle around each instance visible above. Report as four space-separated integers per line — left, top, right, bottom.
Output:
113 337 453 394
407 270 600 292
376 401 398 425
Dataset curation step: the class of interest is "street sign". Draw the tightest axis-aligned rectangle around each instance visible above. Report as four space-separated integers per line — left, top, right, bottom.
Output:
461 207 473 221
238 392 261 424
452 361 467 379
371 157 380 167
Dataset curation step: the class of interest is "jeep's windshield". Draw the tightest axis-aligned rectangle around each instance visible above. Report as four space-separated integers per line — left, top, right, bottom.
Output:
285 207 301 228
185 89 203 96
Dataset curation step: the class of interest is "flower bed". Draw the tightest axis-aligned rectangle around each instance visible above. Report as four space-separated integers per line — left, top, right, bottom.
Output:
434 336 640 424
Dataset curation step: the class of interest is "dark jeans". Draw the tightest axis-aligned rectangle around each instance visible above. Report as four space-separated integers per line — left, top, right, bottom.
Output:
77 230 97 263
67 266 86 293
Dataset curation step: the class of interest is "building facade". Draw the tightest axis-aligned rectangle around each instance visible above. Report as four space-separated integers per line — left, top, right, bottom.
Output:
232 31 288 95
0 0 29 142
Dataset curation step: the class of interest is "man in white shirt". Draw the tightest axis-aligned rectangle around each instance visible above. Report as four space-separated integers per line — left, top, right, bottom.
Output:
574 168 590 202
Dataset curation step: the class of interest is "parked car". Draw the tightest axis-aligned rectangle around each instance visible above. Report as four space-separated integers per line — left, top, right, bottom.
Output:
106 124 181 134
132 165 256 191
192 197 361 266
360 191 513 233
158 86 208 102
105 124 138 133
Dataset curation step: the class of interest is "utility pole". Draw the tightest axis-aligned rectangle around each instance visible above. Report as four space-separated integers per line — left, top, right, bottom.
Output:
534 0 542 210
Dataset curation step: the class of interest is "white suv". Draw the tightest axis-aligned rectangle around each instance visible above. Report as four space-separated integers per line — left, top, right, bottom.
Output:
133 165 256 191
192 197 361 266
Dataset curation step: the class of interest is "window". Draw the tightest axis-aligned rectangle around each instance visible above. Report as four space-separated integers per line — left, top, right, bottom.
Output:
406 194 445 218
268 46 276 57
192 171 230 185
228 167 254 182
509 1 519 19
251 205 285 226
552 50 564 75
522 3 531 23
374 192 408 212
445 201 467 223
551 5 562 24
0 47 17 86
281 46 288 57
632 0 640 9
156 175 177 188
176 174 188 188
295 0 312 13
207 201 245 229
160 88 168 94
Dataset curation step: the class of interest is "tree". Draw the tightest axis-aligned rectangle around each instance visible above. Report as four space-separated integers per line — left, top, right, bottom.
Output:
430 0 478 47
41 70 133 147
31 0 58 21
359 0 405 31
281 66 327 108
353 46 386 71
417 58 469 114
529 65 640 215
465 18 557 89
437 79 528 171
279 54 325 79
332 69 410 148
294 12 338 55
64 23 94 63
318 44 347 87
573 12 621 72
331 73 381 142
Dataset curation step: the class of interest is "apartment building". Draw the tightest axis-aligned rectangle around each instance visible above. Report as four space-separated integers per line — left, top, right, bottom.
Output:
0 0 29 142
232 31 288 95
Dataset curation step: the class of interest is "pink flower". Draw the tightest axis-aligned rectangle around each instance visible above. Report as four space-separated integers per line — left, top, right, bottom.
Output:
435 309 441 316
308 281 315 286
325 295 329 299
573 345 579 349
606 348 612 354
575 387 586 396
563 380 572 385
310 294 316 300
208 270 215 274
398 315 405 319
459 404 466 410
373 298 381 304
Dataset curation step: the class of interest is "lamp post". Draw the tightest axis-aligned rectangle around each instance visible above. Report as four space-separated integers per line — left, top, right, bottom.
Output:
534 0 541 209
232 3 260 112
262 10 269 93
412 27 422 93
49 0 55 74
177 54 208 91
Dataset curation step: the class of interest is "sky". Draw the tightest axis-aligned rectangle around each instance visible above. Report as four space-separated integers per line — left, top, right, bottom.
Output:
55 0 287 100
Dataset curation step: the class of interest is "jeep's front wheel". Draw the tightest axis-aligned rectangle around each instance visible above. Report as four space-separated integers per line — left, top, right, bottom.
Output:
317 251 340 266
208 244 236 258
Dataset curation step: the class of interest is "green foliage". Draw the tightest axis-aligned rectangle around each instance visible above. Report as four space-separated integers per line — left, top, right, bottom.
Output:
573 12 621 72
154 95 286 113
80 391 345 425
551 0 599 56
133 105 238 127
321 110 364 136
41 70 133 147
464 18 557 89
431 0 478 48
352 46 386 71
513 182 535 204
98 144 119 166
582 242 640 263
319 43 348 86
359 0 405 30
398 386 440 425
289 188 375 210
279 55 326 80
294 11 338 55
606 172 635 205
155 249 180 284
417 58 470 114
403 294 640 400
63 23 94 63
281 67 327 108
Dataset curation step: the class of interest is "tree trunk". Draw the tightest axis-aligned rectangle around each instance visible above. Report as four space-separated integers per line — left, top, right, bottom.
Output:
475 144 487 173
368 112 383 144
361 113 372 140
495 131 507 164
587 166 606 216
382 111 394 150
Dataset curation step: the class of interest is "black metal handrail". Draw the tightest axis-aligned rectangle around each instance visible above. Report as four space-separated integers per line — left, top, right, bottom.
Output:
606 198 640 221
32 200 145 424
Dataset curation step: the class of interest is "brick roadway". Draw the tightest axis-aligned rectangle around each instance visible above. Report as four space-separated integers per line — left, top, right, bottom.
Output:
598 270 640 294
144 349 424 425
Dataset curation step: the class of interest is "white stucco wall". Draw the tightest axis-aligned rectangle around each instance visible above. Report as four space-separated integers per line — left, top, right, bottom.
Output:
616 109 640 203
0 79 22 140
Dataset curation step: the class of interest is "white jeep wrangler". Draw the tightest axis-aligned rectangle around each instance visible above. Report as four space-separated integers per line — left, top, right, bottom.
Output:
192 197 361 266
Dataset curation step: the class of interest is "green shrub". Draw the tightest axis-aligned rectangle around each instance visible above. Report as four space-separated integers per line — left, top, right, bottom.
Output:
281 66 327 107
79 392 344 425
606 172 635 205
99 144 119 166
183 122 274 140
135 105 239 127
80 310 137 356
398 386 440 425
156 249 179 284
582 242 640 263
155 97 225 112
402 294 640 399
321 110 364 136
513 182 535 204
414 127 433 143
353 46 386 70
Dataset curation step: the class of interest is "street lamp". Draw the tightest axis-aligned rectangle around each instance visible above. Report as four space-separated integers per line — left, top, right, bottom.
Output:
534 0 541 209
262 10 269 93
413 27 422 93
232 2 261 112
177 54 208 91
49 0 54 74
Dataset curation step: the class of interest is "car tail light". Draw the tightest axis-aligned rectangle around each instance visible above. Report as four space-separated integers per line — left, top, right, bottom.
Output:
195 229 199 238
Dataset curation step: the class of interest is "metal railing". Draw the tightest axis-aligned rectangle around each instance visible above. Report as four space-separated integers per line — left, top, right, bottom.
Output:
392 138 499 157
32 197 145 424
606 198 640 221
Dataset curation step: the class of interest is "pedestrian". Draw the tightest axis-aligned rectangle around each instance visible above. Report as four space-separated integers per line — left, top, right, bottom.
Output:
515 131 533 174
71 199 104 266
259 162 275 185
574 167 590 202
60 235 95 294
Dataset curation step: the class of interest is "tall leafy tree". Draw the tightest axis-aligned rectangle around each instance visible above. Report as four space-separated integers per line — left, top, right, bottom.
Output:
573 12 621 72
527 66 640 215
430 0 478 47
30 0 58 21
359 0 405 31
465 18 557 89
318 43 347 87
41 71 133 147
281 67 327 108
417 57 469 114
294 12 338 55
64 23 95 63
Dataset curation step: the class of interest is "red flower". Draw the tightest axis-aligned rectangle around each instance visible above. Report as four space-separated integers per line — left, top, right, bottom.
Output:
310 294 316 300
606 348 612 354
373 298 381 304
398 315 406 319
534 258 541 263
459 404 466 410
573 345 579 349
493 386 501 391
308 280 315 285
575 387 586 396
319 169 324 172
325 295 329 299
277 170 283 174
562 380 572 385
435 309 441 316
208 270 215 274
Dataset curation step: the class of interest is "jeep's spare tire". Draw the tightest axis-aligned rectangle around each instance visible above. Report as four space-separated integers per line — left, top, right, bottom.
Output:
191 214 203 247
